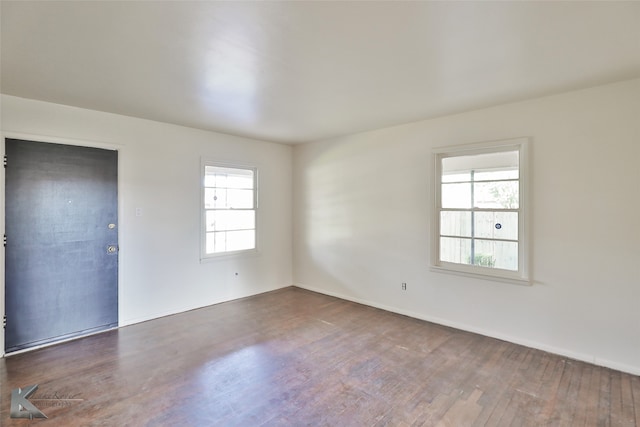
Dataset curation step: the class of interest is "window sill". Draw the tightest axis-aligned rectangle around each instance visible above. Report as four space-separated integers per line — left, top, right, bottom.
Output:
200 248 260 263
430 265 531 286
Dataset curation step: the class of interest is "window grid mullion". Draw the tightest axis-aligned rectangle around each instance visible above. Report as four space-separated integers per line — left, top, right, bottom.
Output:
440 234 519 244
440 208 520 213
207 208 255 211
206 228 255 233
442 178 519 184
205 186 254 191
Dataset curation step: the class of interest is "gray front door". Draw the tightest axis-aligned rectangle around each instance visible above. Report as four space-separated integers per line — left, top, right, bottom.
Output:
4 138 118 353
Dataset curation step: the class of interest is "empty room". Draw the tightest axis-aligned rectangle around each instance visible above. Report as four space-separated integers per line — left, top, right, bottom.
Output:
1 1 639 425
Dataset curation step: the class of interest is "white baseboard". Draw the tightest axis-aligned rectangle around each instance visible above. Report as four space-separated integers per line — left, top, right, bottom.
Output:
294 283 640 376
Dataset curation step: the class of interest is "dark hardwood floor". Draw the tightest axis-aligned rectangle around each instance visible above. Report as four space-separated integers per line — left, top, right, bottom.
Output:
1 287 638 426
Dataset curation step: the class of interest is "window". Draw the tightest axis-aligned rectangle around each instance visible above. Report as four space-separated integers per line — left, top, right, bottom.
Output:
432 139 529 283
202 163 257 258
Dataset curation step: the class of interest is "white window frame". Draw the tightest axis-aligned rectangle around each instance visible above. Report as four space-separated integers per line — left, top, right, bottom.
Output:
431 138 530 284
201 160 258 261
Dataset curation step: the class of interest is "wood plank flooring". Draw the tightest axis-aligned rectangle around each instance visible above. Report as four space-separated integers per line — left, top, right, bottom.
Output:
1 287 638 426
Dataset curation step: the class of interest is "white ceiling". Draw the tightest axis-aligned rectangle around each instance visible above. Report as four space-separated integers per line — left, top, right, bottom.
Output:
2 1 639 144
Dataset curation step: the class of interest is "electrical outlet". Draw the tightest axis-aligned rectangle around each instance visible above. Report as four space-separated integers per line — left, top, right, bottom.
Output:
401 282 407 290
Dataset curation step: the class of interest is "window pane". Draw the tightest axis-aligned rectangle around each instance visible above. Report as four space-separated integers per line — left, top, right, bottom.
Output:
227 189 253 208
226 173 254 189
442 183 471 208
204 168 227 188
204 175 216 187
474 169 518 181
214 173 227 188
204 166 254 189
205 231 220 254
226 230 255 251
206 230 255 253
206 188 253 209
475 239 518 271
440 211 472 237
206 210 254 232
474 212 518 240
205 211 214 232
440 237 471 265
205 188 222 209
442 150 518 176
206 231 231 254
205 188 228 209
474 181 519 209
214 231 227 253
442 172 471 183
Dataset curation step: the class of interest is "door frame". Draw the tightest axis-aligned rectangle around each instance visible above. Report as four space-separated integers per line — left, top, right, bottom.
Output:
1 131 125 357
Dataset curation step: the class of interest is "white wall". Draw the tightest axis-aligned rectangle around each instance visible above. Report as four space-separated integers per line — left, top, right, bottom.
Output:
3 79 639 374
293 78 640 374
0 95 293 344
